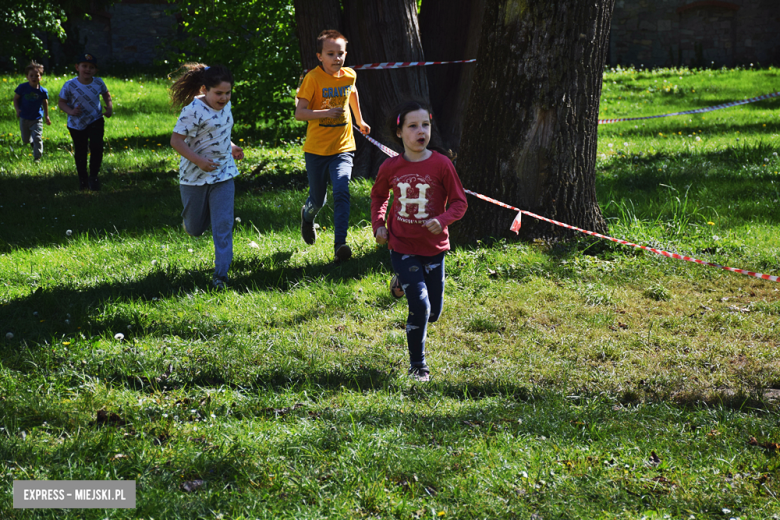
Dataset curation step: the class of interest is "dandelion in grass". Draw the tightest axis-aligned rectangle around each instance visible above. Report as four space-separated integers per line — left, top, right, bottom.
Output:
708 222 715 225
66 229 72 236
5 332 13 340
114 333 124 341
188 248 193 253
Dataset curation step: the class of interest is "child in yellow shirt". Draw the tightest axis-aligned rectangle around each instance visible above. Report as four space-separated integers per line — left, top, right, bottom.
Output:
295 29 370 262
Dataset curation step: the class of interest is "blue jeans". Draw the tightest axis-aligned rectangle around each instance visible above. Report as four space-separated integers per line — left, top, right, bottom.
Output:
303 151 354 245
180 178 235 281
390 251 446 368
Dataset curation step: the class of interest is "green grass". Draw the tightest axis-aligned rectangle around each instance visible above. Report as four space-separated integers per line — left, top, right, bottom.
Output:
1 67 779 519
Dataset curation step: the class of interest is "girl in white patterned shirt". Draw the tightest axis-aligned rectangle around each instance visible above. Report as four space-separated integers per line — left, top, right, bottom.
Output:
169 63 244 290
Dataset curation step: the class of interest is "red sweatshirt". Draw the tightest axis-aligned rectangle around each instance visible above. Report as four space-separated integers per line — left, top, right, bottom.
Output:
371 151 468 256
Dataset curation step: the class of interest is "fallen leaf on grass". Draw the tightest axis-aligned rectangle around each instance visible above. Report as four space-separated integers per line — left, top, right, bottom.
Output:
649 451 661 466
181 479 205 493
95 410 126 427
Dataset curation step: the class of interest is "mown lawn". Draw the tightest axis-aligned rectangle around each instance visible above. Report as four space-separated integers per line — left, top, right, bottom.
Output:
0 66 779 519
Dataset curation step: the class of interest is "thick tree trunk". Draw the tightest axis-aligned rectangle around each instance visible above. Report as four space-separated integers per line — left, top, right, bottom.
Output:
453 0 613 242
419 0 485 154
292 0 343 72
341 0 434 178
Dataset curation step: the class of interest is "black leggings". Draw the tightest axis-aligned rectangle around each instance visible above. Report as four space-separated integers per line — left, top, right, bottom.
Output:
68 118 104 185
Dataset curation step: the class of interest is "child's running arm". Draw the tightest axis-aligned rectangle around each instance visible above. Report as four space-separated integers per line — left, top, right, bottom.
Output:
348 89 370 135
42 99 51 125
12 94 21 118
294 97 345 121
170 132 218 172
58 97 81 116
370 167 393 245
102 90 113 118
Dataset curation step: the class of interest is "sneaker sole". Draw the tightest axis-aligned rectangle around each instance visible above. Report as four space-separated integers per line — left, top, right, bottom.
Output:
334 244 352 262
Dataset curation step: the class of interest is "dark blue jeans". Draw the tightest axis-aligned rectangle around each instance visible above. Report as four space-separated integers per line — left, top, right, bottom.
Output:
390 251 446 368
303 151 354 246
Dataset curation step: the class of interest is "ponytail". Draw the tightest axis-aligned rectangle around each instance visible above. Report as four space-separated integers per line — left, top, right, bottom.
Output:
169 63 234 108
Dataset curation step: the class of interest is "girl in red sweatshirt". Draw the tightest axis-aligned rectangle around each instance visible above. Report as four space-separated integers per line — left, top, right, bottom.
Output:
371 101 468 381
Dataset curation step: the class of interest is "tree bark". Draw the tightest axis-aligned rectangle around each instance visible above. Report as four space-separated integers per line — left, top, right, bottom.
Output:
292 0 343 72
419 0 485 154
453 0 612 242
341 0 435 178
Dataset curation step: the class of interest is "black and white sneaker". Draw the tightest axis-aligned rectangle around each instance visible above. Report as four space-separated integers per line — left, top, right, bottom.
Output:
408 365 430 382
301 206 316 245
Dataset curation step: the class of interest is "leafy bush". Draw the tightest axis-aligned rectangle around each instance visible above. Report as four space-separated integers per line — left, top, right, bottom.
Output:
163 0 300 128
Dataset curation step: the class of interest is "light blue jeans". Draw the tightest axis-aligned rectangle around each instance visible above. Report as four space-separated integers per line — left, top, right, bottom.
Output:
180 178 235 281
20 118 43 160
303 151 354 246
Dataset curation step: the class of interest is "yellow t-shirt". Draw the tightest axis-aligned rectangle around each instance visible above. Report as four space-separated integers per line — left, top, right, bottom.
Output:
298 66 357 156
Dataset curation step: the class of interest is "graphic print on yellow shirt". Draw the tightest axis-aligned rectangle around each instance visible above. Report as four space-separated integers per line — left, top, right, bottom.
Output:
298 67 357 156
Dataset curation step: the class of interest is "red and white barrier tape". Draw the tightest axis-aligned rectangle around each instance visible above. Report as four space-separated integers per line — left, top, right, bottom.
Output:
354 125 400 157
357 127 779 283
598 90 780 124
464 190 779 283
303 59 476 74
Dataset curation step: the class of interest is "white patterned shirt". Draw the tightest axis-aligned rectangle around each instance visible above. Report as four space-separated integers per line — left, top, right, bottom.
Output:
59 77 108 130
173 97 239 186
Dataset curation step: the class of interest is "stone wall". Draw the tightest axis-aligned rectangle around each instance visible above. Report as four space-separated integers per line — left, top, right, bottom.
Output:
610 0 780 67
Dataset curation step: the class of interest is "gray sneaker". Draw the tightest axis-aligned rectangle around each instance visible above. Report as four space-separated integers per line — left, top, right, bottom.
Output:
334 243 352 262
301 206 316 245
389 275 404 298
212 277 228 291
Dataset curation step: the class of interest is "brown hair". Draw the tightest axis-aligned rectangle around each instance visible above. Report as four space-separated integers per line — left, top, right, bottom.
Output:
24 61 44 76
316 30 347 53
169 63 234 108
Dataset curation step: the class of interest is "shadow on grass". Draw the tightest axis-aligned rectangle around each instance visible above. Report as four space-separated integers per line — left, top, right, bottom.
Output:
0 167 375 250
0 243 394 342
